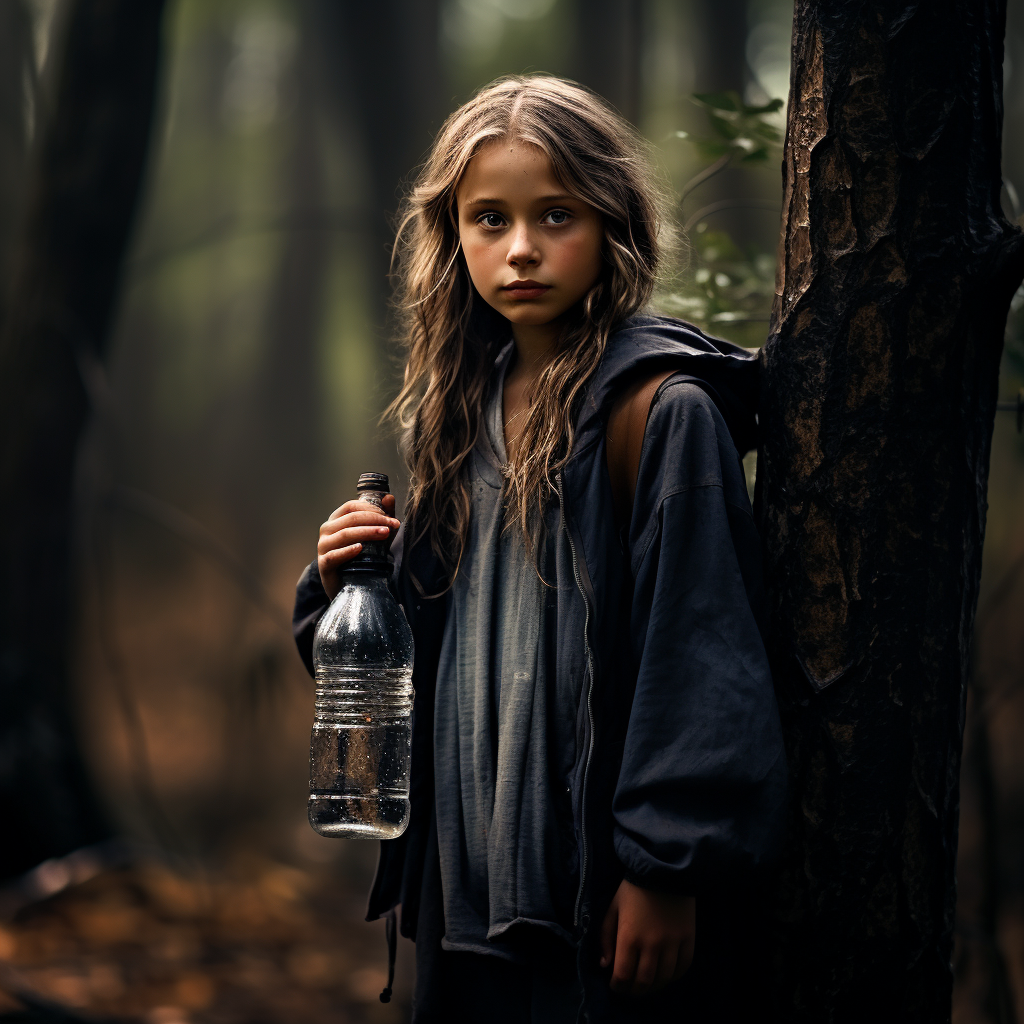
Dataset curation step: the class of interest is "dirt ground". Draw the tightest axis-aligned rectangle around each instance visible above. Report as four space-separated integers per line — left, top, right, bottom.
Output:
0 853 413 1023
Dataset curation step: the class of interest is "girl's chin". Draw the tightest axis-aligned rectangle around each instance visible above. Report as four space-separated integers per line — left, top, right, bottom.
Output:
500 306 565 326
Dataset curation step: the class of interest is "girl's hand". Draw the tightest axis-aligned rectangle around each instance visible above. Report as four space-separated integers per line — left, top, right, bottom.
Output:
599 879 695 997
317 495 400 600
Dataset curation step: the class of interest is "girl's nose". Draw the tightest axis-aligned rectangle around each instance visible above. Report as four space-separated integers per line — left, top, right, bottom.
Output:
506 224 540 268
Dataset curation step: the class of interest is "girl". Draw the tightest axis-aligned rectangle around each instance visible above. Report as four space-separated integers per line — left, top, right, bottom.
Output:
294 76 786 1023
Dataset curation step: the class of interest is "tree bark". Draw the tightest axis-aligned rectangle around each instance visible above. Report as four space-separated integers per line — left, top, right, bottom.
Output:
0 0 167 879
758 1 1024 1020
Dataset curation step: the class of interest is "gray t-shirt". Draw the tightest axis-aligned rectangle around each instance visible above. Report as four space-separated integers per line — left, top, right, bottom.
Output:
433 343 580 960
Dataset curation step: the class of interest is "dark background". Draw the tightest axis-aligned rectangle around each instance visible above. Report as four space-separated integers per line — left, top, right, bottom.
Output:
0 0 1022 1020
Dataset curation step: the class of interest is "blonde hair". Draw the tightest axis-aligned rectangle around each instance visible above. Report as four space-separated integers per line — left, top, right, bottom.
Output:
386 74 667 586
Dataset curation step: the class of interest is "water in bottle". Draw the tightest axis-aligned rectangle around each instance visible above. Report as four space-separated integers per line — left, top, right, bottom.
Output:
308 473 414 839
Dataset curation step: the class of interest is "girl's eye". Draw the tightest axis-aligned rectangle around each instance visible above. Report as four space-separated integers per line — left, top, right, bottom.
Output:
478 212 505 229
544 209 571 225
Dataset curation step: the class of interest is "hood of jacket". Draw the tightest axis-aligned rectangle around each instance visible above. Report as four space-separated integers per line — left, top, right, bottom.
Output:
572 313 760 457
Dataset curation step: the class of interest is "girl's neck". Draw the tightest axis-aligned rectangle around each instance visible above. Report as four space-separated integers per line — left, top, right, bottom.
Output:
510 320 560 381
503 319 561 463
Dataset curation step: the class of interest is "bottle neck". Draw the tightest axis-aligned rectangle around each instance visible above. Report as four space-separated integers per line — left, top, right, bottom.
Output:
347 486 394 573
340 560 392 578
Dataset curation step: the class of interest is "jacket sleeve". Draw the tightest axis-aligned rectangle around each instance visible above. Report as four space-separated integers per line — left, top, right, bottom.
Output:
293 561 329 678
612 381 787 893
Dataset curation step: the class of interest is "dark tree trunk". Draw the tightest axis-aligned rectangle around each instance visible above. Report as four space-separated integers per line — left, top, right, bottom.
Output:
0 0 167 879
573 0 645 125
319 0 442 368
692 0 748 96
307 0 442 487
686 0 757 250
231 0 330 553
758 1 1024 1020
0 0 34 324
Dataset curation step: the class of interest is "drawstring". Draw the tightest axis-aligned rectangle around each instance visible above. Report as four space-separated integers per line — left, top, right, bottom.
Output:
379 907 398 1003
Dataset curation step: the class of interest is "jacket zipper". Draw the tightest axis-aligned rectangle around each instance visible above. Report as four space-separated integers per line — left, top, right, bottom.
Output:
558 472 596 931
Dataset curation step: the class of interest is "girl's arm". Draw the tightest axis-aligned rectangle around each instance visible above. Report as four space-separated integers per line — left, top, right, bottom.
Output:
601 380 786 992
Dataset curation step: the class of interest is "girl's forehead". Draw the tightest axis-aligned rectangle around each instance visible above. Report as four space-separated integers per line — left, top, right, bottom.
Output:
456 139 564 203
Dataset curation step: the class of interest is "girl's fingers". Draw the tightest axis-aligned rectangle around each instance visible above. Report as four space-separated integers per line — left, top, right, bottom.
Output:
599 901 618 969
652 945 677 991
322 511 400 533
328 499 373 519
672 939 694 981
610 939 640 993
631 946 661 995
327 513 401 535
320 543 362 565
319 511 399 544
331 499 399 521
319 524 393 553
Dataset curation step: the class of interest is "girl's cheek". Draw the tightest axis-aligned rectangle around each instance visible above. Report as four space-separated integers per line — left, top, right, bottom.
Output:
560 228 602 262
561 240 604 286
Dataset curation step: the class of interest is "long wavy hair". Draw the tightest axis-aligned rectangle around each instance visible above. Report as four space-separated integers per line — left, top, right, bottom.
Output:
386 75 668 586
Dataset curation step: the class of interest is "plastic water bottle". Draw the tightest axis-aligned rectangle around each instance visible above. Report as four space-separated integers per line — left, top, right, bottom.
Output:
308 473 414 839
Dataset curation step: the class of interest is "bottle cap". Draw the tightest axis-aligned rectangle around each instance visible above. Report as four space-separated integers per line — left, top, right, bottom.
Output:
357 472 389 492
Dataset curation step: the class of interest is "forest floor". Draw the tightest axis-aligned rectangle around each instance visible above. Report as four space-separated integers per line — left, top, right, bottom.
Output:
0 851 412 1024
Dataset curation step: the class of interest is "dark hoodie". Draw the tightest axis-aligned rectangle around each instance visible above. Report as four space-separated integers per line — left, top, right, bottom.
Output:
293 314 787 1022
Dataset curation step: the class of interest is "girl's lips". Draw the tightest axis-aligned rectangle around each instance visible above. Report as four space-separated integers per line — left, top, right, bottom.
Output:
502 281 552 300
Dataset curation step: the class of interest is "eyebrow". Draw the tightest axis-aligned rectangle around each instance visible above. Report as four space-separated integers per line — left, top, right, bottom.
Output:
462 193 576 206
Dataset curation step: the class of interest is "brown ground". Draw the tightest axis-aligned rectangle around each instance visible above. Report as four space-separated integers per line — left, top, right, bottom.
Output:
0 854 412 1023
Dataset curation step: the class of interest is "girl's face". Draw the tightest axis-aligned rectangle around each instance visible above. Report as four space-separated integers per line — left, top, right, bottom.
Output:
456 140 604 331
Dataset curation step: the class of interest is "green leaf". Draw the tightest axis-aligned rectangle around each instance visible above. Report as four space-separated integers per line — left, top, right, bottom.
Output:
692 90 743 113
743 97 784 116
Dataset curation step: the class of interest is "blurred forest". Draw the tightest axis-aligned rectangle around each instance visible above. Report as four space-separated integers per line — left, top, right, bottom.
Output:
0 0 1022 1021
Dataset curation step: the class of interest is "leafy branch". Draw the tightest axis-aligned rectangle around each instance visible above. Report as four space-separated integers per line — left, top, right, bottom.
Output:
660 91 784 345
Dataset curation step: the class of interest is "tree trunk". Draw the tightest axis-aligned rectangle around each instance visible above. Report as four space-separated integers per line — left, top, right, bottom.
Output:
686 0 754 246
0 0 33 326
758 1 1024 1020
692 0 748 96
319 0 442 362
573 0 645 125
0 0 167 879
231 0 330 552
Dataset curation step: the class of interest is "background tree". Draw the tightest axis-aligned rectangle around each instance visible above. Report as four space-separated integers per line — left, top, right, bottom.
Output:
0 0 34 327
758 1 1024 1020
573 0 644 124
319 0 443 421
1 0 1022 1019
0 0 168 879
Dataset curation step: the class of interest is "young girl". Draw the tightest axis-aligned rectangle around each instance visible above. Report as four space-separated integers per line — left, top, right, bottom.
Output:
294 76 786 1023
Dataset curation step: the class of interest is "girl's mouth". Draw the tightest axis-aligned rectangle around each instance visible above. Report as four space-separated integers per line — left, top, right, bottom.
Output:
502 280 552 300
